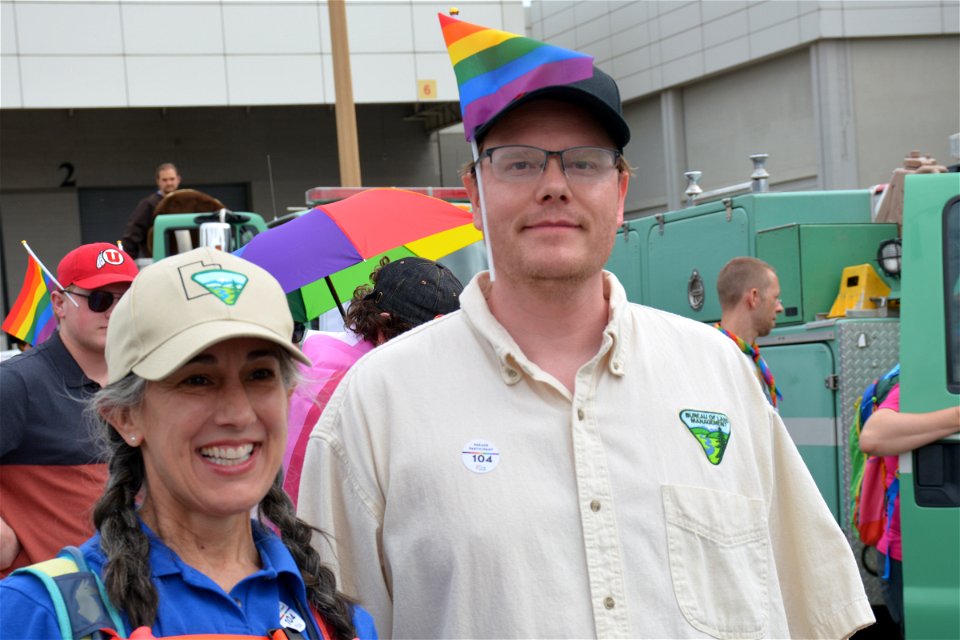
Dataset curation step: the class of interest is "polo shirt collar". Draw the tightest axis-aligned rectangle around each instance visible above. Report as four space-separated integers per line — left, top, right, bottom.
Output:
44 331 98 391
141 518 307 601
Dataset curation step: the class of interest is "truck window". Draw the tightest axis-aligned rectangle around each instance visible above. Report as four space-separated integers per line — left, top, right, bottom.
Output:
946 196 960 393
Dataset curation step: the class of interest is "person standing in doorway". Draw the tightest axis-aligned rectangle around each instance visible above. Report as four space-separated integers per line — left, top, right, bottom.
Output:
120 162 181 259
284 256 463 505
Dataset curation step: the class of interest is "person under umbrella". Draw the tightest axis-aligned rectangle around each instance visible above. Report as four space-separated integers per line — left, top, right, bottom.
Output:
284 256 464 505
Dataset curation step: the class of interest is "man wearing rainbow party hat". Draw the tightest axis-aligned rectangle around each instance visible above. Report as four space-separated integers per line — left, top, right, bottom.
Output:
297 13 873 638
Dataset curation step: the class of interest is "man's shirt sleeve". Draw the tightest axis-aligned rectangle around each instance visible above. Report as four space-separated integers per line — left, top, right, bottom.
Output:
0 365 28 458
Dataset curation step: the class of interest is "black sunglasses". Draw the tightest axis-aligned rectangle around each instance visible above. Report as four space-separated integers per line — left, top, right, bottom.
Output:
68 290 121 313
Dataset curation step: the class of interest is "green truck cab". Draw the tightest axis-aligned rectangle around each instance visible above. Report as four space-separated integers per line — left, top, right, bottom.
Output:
607 170 959 638
898 174 959 639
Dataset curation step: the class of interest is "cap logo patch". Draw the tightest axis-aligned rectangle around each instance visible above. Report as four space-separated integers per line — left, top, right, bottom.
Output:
96 248 126 269
177 259 249 305
679 409 730 465
191 270 248 306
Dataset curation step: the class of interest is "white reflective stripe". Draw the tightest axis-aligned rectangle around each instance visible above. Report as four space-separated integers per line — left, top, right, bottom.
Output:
900 451 912 473
782 417 837 447
898 434 960 474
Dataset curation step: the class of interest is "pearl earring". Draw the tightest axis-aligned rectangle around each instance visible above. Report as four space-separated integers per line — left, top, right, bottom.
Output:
129 435 137 443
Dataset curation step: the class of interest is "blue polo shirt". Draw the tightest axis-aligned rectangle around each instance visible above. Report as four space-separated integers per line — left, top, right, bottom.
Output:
0 520 376 639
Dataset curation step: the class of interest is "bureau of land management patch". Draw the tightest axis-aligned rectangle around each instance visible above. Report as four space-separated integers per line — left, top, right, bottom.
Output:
679 409 731 465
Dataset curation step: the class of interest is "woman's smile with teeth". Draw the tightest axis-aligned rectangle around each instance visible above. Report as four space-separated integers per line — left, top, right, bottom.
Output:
199 444 255 465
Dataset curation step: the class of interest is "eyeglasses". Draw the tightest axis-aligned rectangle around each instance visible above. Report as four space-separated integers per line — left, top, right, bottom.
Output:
67 290 121 313
481 145 621 183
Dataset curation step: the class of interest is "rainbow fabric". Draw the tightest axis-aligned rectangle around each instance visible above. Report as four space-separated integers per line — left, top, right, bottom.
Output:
715 324 783 409
2 253 57 346
439 13 594 141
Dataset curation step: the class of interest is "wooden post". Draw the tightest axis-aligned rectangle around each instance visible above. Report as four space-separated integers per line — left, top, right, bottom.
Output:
328 0 362 186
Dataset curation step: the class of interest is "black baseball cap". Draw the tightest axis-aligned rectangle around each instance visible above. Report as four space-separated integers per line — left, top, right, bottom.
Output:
368 258 464 326
473 66 630 150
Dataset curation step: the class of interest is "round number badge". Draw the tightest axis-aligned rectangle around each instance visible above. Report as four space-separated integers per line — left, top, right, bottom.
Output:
461 439 500 474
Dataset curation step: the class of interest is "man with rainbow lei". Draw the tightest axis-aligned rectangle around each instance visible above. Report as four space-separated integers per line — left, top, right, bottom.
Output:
715 256 784 409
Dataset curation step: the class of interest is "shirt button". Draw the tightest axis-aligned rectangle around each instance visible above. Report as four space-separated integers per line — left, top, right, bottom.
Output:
590 500 601 512
506 368 519 378
577 408 585 420
604 596 615 609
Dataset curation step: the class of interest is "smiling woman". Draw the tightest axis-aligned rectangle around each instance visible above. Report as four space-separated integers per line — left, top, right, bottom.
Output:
0 248 377 640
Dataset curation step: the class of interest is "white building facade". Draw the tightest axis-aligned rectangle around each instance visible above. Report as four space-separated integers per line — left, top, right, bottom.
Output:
1 0 957 320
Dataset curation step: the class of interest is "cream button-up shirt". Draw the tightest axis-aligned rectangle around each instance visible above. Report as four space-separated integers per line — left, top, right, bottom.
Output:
298 272 873 639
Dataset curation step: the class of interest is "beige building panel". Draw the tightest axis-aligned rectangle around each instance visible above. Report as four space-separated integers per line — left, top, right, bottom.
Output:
121 3 225 55
850 36 960 186
1 56 21 108
682 50 816 191
703 10 750 49
622 95 668 215
746 0 801 32
2 2 18 55
658 1 702 40
703 38 751 75
701 1 748 23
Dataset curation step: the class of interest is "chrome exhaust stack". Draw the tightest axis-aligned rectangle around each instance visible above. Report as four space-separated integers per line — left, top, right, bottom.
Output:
684 153 770 207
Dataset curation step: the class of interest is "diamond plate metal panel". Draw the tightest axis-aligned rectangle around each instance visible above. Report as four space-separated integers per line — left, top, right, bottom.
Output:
836 319 900 604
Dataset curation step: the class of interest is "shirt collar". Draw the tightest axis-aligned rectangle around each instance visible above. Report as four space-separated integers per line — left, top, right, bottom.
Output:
142 518 306 600
44 331 98 391
460 271 629 385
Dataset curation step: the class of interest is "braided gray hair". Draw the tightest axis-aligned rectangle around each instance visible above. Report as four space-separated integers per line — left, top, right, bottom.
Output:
90 350 356 638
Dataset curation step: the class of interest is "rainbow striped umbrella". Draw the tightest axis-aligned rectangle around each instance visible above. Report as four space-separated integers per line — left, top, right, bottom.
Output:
235 188 482 322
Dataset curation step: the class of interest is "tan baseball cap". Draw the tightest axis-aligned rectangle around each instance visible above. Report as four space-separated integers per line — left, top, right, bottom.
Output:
106 247 310 384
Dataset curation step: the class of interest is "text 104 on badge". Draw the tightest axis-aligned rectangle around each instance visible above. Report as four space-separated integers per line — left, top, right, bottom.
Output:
461 439 500 474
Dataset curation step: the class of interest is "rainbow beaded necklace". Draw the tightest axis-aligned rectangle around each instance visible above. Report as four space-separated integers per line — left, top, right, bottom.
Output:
715 324 782 408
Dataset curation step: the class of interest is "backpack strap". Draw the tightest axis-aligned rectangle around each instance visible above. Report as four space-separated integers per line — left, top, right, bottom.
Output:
11 546 127 640
881 474 901 580
13 556 80 640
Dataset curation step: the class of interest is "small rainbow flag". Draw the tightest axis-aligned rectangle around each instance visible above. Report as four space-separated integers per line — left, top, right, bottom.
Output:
439 13 594 141
2 253 57 346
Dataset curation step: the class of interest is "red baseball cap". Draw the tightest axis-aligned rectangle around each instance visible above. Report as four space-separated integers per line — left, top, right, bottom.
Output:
57 243 138 290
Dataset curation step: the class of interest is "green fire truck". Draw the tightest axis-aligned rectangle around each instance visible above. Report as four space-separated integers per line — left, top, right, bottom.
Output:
607 167 959 638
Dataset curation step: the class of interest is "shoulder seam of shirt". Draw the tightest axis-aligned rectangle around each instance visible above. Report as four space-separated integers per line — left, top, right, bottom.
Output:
311 428 384 524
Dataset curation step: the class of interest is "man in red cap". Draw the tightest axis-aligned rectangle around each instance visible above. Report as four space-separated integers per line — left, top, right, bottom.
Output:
0 243 138 576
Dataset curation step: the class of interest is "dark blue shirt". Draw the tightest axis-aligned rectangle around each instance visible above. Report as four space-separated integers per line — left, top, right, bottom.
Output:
0 520 376 639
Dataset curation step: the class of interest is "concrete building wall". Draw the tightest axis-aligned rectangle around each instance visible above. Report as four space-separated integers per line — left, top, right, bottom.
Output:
683 49 817 190
2 0 958 322
850 36 960 187
528 0 958 100
0 0 525 109
520 1 959 216
0 103 447 314
621 95 666 213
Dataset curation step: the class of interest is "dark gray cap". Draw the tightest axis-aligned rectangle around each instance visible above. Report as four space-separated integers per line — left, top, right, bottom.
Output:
368 257 464 326
474 66 630 150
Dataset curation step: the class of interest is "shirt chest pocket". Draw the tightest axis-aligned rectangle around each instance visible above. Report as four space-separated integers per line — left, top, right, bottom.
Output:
662 484 769 639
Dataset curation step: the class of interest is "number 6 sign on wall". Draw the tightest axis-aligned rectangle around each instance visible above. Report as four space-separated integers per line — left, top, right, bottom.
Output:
418 79 437 100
